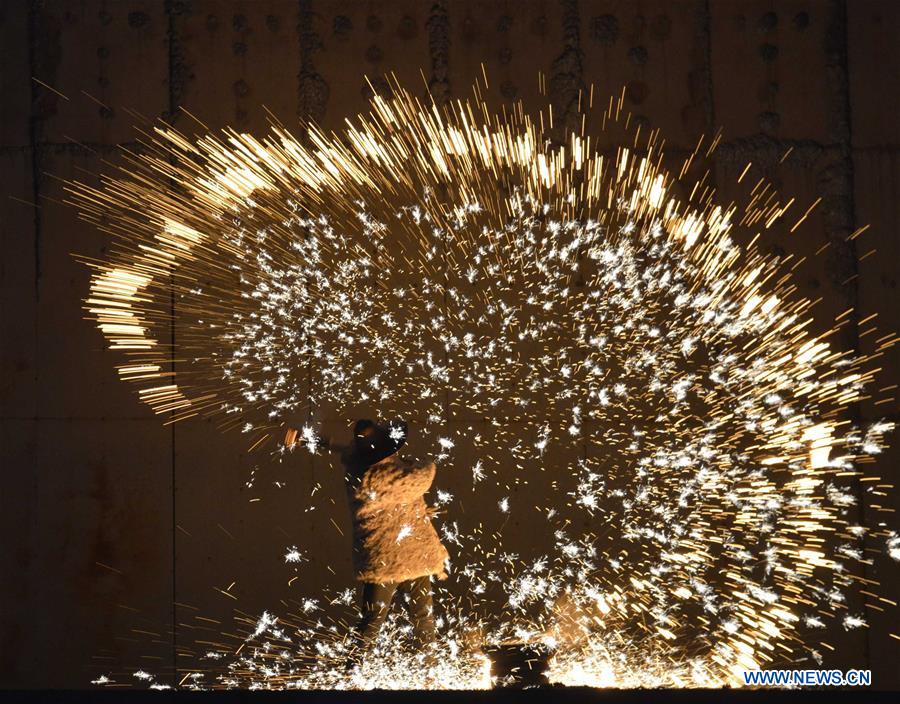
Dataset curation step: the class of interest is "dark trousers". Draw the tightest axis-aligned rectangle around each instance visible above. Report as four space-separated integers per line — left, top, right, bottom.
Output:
352 575 437 650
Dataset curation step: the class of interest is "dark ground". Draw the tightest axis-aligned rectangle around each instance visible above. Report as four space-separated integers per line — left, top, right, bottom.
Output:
4 687 900 703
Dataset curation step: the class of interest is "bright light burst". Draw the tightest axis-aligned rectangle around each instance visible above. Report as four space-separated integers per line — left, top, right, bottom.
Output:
70 76 899 689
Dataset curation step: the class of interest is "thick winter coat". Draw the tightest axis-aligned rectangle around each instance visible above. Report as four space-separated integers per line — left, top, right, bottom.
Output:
344 455 449 584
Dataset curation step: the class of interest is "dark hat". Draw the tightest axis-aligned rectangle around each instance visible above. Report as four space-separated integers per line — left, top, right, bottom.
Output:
351 418 408 467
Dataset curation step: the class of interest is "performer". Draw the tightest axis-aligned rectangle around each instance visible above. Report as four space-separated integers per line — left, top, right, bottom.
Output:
285 419 449 660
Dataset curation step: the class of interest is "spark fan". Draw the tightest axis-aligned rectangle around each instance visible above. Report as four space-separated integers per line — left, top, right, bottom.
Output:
70 77 898 688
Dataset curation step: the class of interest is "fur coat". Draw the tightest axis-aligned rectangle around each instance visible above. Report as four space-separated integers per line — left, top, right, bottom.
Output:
344 455 449 584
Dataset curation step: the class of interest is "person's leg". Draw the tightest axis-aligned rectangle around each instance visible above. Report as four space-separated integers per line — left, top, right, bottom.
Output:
346 581 397 666
401 575 437 648
355 581 397 644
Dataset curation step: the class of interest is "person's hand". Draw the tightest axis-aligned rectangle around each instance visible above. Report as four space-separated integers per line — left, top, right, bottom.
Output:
284 427 332 452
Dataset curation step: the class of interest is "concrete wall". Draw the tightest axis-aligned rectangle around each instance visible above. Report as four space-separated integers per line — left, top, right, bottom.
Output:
1 0 899 689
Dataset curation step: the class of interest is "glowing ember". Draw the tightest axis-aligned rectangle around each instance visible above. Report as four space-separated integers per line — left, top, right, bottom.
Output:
70 76 898 689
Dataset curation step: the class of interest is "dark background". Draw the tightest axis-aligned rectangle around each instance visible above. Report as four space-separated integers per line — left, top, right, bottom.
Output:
1 0 899 691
